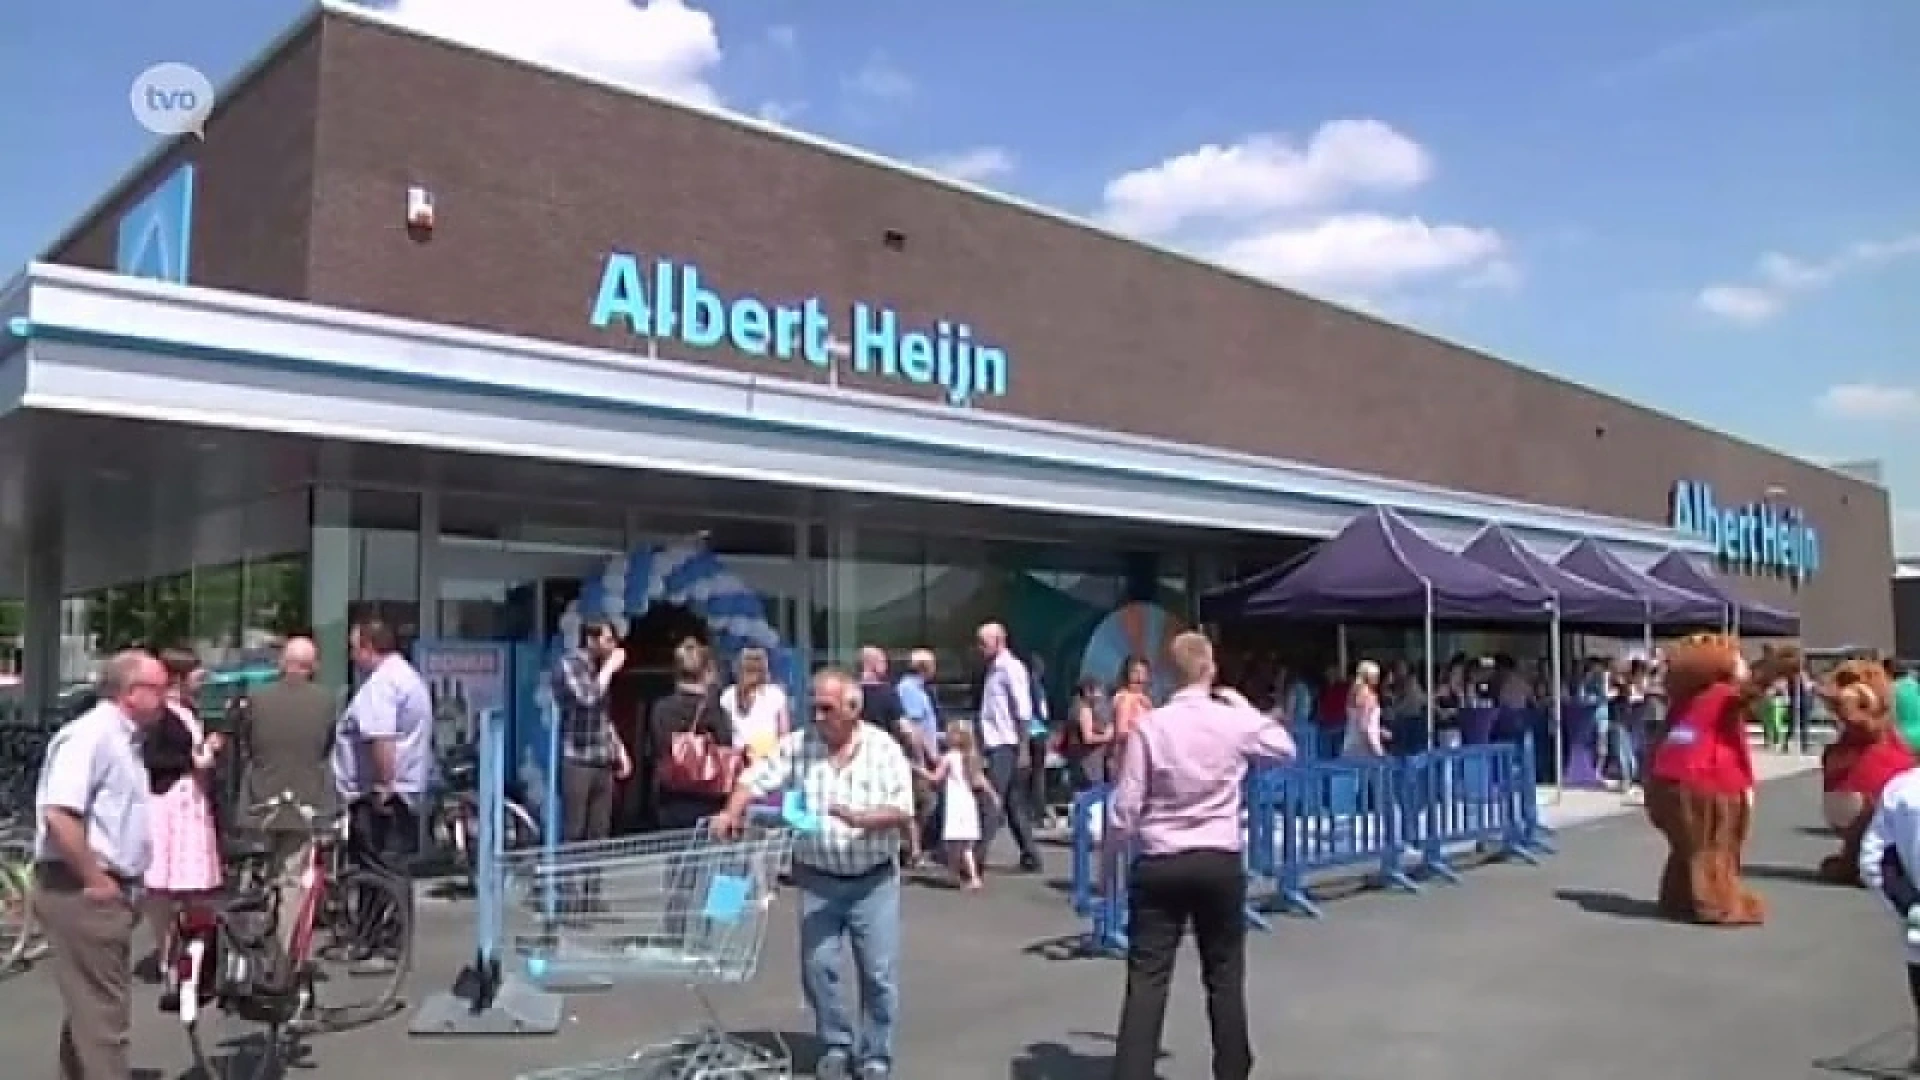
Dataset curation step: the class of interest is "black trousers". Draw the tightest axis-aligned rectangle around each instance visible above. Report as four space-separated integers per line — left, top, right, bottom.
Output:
1113 849 1251 1080
348 798 418 954
981 745 1040 866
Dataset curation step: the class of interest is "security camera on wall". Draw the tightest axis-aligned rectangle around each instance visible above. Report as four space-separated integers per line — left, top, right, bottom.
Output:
406 186 435 233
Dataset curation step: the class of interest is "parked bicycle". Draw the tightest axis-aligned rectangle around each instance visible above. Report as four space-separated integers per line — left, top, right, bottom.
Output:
171 790 415 1080
425 741 539 891
0 812 45 976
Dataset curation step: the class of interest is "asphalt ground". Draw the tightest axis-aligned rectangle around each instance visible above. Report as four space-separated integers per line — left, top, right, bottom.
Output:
0 770 1909 1080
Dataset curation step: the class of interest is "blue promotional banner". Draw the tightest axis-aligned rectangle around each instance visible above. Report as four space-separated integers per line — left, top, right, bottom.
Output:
413 639 510 751
510 641 560 838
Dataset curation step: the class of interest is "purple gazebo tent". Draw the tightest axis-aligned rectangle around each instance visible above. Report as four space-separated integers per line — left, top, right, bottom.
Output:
1461 525 1647 791
1198 547 1313 623
1556 537 1727 645
1646 550 1800 638
1461 525 1646 628
1242 507 1555 746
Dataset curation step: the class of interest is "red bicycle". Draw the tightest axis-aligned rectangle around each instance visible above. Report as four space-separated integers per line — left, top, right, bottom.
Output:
170 791 414 1080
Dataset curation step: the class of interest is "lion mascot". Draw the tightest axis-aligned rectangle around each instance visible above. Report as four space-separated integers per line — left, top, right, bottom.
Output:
1817 659 1914 885
1643 635 1801 926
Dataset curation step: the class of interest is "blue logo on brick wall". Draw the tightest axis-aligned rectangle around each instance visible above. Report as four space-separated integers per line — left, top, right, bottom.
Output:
115 164 195 284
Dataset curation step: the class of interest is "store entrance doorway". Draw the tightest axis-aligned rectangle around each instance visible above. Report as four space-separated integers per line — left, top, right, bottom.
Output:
611 601 713 833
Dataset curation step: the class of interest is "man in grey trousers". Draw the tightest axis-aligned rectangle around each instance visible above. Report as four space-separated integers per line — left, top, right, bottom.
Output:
34 650 169 1080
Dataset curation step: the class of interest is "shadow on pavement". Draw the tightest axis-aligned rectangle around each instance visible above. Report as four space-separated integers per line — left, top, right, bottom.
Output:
735 1029 824 1074
1553 888 1668 921
1811 1025 1918 1077
1010 1040 1110 1080
1743 863 1838 886
1021 933 1118 963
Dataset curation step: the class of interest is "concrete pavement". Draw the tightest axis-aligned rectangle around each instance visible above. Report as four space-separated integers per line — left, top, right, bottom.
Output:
0 769 1908 1079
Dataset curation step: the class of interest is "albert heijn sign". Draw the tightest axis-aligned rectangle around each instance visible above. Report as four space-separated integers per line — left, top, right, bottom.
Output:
1669 479 1820 582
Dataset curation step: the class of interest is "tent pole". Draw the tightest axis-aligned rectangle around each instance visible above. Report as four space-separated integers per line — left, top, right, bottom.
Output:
1423 582 1436 752
1336 624 1349 678
1549 606 1565 806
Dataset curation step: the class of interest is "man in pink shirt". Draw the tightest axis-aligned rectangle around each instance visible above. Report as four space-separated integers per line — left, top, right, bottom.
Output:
1106 631 1296 1080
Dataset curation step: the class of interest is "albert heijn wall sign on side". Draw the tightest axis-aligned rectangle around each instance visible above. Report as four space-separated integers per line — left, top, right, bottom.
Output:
1669 479 1821 582
589 251 1010 407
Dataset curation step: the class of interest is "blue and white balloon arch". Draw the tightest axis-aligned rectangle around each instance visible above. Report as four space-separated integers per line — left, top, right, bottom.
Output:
550 539 783 662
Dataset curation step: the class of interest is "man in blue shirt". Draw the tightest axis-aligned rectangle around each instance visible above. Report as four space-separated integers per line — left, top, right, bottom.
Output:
896 650 941 763
334 618 433 973
897 649 941 858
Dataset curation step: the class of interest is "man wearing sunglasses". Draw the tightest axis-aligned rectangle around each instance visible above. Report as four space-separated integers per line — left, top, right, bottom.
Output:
715 668 916 1080
34 650 169 1080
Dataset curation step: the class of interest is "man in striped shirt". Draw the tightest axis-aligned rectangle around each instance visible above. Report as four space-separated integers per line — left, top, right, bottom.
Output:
715 668 915 1080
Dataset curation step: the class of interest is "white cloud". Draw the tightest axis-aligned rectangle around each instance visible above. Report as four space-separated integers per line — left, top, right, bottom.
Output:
1214 213 1504 293
1093 120 1509 299
1697 284 1780 324
756 99 804 125
1697 232 1920 325
383 0 724 106
1096 119 1429 237
924 147 1016 184
844 53 914 106
1816 382 1920 420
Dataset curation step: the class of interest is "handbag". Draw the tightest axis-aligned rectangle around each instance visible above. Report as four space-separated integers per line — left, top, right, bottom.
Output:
659 696 744 798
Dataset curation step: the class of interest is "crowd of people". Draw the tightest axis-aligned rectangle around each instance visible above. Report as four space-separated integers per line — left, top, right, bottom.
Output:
44 612 1908 1080
30 620 430 1080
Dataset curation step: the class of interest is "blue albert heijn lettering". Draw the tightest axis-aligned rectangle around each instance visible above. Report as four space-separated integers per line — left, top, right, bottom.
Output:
589 252 1009 406
1669 480 1821 582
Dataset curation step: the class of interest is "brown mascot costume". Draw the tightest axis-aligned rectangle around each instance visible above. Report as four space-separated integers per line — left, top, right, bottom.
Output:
1816 659 1915 885
1643 636 1800 926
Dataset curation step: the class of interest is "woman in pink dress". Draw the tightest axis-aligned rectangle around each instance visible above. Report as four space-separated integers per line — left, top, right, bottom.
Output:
144 647 225 1000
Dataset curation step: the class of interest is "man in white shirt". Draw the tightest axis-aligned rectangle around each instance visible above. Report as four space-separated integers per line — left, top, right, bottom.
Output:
34 650 168 1080
1858 764 1920 1073
975 622 1042 872
715 668 915 1080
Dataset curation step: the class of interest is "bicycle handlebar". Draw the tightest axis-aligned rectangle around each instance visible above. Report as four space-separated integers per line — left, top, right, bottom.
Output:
245 791 339 825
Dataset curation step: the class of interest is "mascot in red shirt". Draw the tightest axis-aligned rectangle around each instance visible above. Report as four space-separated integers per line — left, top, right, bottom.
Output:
1643 635 1800 927
1816 659 1914 885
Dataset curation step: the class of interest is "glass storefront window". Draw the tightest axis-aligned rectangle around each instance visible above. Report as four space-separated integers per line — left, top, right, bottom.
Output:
192 563 243 664
811 520 1204 716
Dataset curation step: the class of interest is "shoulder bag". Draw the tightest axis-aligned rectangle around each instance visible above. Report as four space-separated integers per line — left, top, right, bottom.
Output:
660 695 744 798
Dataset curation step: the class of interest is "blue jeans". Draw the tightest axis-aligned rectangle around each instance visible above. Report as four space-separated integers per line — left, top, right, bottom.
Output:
1611 723 1640 787
796 863 901 1069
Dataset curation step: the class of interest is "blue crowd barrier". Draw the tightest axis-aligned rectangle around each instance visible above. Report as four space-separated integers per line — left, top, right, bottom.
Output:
1068 785 1269 956
1067 740 1555 934
1258 756 1418 918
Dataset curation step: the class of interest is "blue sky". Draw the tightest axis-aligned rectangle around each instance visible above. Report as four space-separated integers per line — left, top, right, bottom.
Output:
3 0 1916 553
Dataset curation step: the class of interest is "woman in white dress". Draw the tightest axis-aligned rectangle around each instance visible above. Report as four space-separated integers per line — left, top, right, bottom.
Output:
929 721 996 890
719 647 790 761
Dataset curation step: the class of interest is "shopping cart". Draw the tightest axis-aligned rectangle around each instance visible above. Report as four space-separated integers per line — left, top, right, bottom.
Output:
505 823 797 1080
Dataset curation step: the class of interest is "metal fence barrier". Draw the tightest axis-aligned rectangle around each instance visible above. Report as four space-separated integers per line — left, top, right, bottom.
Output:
1068 738 1554 945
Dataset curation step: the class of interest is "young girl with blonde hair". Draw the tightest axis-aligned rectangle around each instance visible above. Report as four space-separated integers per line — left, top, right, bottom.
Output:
928 720 998 890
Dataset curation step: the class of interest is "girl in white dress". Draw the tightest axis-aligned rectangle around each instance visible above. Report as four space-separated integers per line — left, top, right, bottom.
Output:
929 722 996 890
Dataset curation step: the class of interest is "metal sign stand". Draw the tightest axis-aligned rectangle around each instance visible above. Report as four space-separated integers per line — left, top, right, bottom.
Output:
410 707 565 1037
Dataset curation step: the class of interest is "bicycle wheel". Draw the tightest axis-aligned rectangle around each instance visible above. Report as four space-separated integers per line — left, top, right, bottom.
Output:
300 868 413 1032
181 934 290 1080
0 862 31 976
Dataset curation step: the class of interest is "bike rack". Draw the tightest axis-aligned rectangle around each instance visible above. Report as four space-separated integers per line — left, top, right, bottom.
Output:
409 707 564 1037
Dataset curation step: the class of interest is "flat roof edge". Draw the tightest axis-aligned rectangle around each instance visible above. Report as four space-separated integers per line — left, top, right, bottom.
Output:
14 262 1715 555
